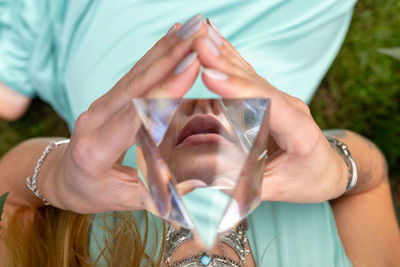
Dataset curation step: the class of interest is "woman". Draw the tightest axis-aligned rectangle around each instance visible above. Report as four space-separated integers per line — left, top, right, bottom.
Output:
0 2 399 266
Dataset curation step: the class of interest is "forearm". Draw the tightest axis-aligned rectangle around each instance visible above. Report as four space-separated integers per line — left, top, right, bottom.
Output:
325 129 400 265
0 138 66 212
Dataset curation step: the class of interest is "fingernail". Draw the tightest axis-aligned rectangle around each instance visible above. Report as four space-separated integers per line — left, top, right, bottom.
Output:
206 18 221 35
166 24 177 36
176 13 203 40
174 51 198 75
207 24 223 47
203 68 228 80
206 37 220 56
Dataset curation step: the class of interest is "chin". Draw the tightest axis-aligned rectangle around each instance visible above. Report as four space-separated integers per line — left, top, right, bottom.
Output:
171 154 242 185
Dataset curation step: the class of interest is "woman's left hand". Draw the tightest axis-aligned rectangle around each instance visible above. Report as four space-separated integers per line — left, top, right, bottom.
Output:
194 23 348 203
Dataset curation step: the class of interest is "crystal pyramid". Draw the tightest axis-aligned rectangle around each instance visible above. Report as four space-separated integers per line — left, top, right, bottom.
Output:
133 98 270 248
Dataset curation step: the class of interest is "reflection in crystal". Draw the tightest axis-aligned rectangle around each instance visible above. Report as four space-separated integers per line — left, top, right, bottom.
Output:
133 98 270 248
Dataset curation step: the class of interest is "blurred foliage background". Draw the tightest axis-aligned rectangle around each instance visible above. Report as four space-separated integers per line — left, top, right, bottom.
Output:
309 0 400 219
0 0 399 218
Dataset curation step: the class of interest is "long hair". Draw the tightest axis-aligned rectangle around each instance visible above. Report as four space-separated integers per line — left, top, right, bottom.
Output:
3 206 166 266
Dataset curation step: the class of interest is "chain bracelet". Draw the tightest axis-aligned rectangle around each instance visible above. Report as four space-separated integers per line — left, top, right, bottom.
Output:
26 139 70 205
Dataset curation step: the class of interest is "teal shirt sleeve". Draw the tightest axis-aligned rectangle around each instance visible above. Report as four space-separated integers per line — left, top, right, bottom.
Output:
0 0 357 129
0 0 44 97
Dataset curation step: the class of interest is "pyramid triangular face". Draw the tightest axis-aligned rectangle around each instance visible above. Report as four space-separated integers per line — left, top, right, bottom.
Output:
133 98 270 248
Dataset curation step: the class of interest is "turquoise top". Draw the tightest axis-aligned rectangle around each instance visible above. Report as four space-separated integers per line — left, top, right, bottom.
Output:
1 0 356 265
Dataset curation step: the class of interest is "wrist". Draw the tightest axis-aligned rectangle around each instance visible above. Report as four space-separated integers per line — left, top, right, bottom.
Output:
329 144 349 196
325 136 358 197
37 141 70 208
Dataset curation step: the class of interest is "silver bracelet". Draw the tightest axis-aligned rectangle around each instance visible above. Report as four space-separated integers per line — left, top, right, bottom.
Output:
26 139 70 205
326 136 358 192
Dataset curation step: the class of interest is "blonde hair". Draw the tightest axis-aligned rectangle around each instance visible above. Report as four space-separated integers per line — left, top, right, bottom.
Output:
3 206 166 266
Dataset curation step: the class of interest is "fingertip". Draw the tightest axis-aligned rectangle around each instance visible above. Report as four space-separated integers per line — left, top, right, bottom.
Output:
174 51 198 75
206 24 223 47
166 24 177 36
166 23 182 36
168 58 201 97
202 68 228 81
201 68 235 97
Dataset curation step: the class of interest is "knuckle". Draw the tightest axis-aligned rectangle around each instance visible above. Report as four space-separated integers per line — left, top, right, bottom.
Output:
157 35 176 49
292 97 311 115
70 135 92 167
125 74 144 97
294 121 321 156
87 98 100 111
166 41 187 62
74 111 90 130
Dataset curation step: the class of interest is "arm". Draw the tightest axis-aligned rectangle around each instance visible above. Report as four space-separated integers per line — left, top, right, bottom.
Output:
0 20 208 214
0 82 31 121
0 139 65 213
0 20 209 264
195 23 400 265
326 129 400 266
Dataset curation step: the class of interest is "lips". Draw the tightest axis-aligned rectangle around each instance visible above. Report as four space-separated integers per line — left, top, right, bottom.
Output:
176 115 233 146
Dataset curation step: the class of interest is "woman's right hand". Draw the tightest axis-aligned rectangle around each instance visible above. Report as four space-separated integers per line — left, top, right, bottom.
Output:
39 15 207 214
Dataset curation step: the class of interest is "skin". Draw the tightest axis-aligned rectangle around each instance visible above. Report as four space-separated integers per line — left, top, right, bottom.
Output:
0 19 399 266
158 99 246 186
0 82 31 121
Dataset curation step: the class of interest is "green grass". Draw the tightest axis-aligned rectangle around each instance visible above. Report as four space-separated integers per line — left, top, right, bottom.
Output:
0 0 399 216
0 100 69 152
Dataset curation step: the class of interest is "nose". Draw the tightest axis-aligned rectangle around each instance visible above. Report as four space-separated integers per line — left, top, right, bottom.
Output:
182 99 222 116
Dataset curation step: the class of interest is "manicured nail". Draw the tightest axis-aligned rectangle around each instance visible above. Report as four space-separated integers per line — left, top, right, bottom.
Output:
174 51 198 75
207 24 223 47
176 13 203 40
206 18 221 35
206 37 220 56
203 68 228 80
166 24 177 36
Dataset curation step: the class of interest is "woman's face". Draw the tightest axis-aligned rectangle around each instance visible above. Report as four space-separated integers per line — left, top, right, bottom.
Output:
158 99 246 187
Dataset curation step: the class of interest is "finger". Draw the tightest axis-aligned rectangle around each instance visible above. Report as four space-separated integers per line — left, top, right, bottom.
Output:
202 68 270 97
145 51 200 98
61 167 146 213
131 23 183 75
89 36 195 115
201 68 319 154
89 101 142 170
206 18 255 72
176 179 207 195
194 36 252 79
103 168 148 212
89 15 208 117
117 150 128 165
131 23 207 97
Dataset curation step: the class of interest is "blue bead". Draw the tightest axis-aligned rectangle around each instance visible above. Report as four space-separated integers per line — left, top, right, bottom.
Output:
200 255 211 265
